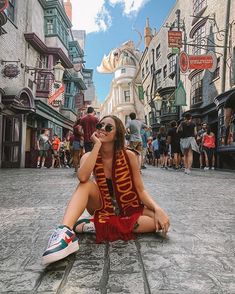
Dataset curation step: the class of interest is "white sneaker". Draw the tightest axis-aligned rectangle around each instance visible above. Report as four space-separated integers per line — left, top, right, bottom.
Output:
211 167 215 170
204 167 209 171
42 226 79 265
74 217 96 234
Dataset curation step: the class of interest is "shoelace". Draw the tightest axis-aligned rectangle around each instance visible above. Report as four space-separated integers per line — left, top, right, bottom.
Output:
48 228 64 246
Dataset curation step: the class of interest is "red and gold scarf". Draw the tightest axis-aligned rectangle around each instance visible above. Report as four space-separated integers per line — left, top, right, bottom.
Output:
93 149 144 243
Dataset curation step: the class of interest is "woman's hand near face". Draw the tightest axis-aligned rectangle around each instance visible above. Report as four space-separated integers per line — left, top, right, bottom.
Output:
91 131 102 147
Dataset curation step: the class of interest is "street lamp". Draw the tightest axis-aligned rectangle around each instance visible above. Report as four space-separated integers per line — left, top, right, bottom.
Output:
53 60 65 83
24 59 65 84
153 92 162 111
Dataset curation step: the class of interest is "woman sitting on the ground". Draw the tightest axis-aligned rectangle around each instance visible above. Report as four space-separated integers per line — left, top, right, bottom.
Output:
42 115 170 265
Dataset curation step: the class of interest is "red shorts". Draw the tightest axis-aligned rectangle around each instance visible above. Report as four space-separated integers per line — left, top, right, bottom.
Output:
94 209 143 243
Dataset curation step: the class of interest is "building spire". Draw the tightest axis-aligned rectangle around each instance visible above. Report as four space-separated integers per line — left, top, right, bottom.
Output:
144 17 152 48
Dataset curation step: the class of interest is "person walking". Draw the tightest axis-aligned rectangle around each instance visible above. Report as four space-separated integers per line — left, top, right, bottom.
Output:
37 129 51 168
202 126 216 170
125 112 148 169
51 134 61 168
80 107 99 153
158 126 168 169
42 115 170 265
152 137 160 167
177 113 199 174
167 121 181 170
197 123 207 169
140 126 148 169
73 119 84 172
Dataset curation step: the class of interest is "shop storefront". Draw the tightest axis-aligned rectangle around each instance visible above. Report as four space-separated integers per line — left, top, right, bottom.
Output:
214 89 235 169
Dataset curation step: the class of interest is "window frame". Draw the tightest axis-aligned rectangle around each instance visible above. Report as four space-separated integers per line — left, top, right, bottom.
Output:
193 0 207 15
191 71 203 105
124 90 130 102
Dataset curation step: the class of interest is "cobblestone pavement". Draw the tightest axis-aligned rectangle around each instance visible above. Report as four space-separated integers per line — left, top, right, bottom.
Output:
0 167 234 294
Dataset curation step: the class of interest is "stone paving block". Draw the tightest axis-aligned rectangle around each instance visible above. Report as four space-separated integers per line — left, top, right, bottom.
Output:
107 272 145 294
0 270 40 292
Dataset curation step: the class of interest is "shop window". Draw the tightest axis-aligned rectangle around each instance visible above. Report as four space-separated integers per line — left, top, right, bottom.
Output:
191 72 203 104
193 0 207 15
218 107 235 146
192 24 206 55
212 57 220 80
124 90 130 102
5 0 16 23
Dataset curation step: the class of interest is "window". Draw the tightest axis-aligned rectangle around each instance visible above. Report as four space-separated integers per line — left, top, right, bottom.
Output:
218 107 235 146
138 86 144 100
66 82 72 94
5 0 16 23
142 67 145 79
146 86 150 102
149 112 154 126
124 90 130 102
193 0 207 15
36 73 50 92
163 65 167 79
145 60 149 73
212 57 220 80
169 55 176 73
121 68 126 73
47 19 54 34
192 25 206 55
191 72 203 104
64 96 70 108
156 44 161 60
156 70 162 89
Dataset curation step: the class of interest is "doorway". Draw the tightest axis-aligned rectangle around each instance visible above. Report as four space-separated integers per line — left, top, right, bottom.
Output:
1 115 22 168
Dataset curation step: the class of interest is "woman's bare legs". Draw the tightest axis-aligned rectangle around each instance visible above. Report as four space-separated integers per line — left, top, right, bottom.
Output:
62 180 101 229
134 207 156 233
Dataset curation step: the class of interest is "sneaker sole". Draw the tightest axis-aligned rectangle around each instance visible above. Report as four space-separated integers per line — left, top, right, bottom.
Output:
42 241 79 266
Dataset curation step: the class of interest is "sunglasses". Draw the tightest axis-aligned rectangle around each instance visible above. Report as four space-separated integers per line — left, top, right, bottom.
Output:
96 123 114 132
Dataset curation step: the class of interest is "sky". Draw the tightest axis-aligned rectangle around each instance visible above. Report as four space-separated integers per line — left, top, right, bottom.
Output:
70 0 176 103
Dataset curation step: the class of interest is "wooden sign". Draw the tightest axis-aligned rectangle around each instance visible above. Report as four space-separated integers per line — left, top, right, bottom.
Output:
168 31 182 48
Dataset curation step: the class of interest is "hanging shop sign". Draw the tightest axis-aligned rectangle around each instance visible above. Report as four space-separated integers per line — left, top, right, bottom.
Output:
48 84 65 105
2 64 20 78
180 51 217 73
179 51 189 73
0 0 8 12
175 80 187 106
168 31 182 48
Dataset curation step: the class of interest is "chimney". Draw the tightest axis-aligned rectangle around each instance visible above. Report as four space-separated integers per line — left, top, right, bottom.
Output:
63 0 72 23
144 17 152 48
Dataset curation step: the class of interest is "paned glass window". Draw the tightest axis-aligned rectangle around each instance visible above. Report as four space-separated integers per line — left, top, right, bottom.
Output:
212 57 220 80
191 72 203 104
156 70 162 89
192 25 206 55
193 0 207 15
47 19 54 34
169 54 176 73
156 44 161 60
124 90 130 102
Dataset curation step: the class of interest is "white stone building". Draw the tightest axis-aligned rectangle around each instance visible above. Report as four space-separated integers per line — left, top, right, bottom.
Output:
99 41 145 124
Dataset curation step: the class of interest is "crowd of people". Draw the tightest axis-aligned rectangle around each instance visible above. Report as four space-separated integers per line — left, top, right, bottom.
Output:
125 112 216 175
36 109 217 174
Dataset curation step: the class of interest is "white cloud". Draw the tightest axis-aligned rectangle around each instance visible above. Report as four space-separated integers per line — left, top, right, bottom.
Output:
70 0 149 34
71 0 112 33
108 0 150 15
